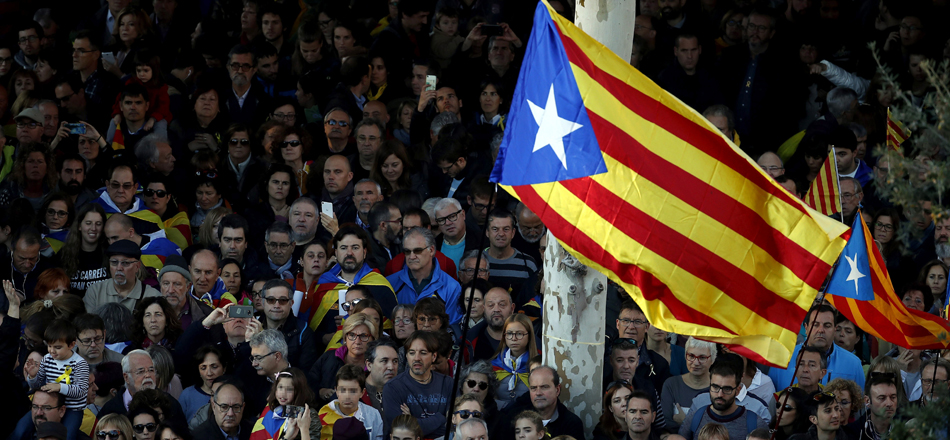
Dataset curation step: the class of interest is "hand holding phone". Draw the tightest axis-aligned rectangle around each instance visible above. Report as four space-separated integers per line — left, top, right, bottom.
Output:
321 202 334 218
229 305 253 318
425 75 438 92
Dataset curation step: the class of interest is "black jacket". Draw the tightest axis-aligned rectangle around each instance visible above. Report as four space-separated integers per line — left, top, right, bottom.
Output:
260 317 317 369
324 82 365 127
224 82 272 127
99 389 188 426
191 412 253 440
656 64 724 113
217 155 268 214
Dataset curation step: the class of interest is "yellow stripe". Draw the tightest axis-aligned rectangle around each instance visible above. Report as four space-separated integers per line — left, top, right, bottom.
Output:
570 64 849 247
526 180 805 342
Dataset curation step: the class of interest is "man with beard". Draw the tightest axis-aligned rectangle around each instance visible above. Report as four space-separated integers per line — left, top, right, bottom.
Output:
768 305 865 391
299 226 396 344
435 198 479 269
157 255 210 330
247 222 300 280
382 331 453 438
7 391 69 440
56 153 97 209
363 339 399 417
0 227 55 309
83 240 161 314
466 287 514 362
624 391 662 440
353 179 384 231
679 358 767 439
934 215 950 263
223 45 271 126
289 198 326 261
915 358 950 405
368 202 402 269
846 376 898 440
512 203 544 265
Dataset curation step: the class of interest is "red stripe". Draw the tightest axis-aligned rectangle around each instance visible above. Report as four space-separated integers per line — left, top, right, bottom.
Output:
554 27 812 217
887 119 907 139
585 111 831 290
823 158 838 213
819 161 833 214
513 185 736 334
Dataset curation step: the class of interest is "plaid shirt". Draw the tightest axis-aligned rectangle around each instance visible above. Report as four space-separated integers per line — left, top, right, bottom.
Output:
83 69 113 107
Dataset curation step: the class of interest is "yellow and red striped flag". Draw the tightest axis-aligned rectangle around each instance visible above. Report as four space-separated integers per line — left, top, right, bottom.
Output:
490 1 849 367
803 148 842 216
826 214 950 350
886 108 910 152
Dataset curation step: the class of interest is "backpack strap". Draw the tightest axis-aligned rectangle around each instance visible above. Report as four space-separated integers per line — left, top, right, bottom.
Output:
746 408 758 432
690 405 710 433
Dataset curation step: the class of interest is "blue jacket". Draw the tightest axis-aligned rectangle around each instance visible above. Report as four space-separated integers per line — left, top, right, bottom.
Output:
767 343 865 392
853 160 873 187
387 258 463 324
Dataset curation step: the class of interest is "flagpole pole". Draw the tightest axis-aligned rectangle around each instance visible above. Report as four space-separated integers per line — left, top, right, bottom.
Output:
442 183 498 440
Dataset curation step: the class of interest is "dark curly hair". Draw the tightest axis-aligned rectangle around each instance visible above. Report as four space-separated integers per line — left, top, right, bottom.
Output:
130 297 183 349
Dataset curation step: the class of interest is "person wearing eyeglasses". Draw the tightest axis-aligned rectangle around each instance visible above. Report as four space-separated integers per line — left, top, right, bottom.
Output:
83 239 161 314
448 394 484 440
661 337 717 432
34 192 74 257
236 329 291 419
193 383 252 440
255 279 317 369
387 227 464 324
12 108 45 147
678 356 767 440
217 124 267 214
433 198 479 270
769 388 809 440
491 314 537 409
224 45 272 127
247 222 300 281
129 407 160 440
14 22 44 70
320 109 355 158
94 414 133 440
309 313 378 403
915 357 950 406
324 57 372 132
74 314 125 368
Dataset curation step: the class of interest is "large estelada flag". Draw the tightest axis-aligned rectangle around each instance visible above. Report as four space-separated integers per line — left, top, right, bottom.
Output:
490 0 850 367
803 148 842 216
886 108 910 152
826 214 950 349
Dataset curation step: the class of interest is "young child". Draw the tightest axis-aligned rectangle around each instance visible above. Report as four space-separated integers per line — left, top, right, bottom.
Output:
111 51 172 132
27 319 90 440
430 7 464 69
318 365 383 440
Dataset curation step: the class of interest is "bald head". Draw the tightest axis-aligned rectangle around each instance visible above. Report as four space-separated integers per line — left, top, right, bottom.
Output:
363 100 389 125
756 152 784 178
190 249 220 295
324 155 354 197
104 213 136 244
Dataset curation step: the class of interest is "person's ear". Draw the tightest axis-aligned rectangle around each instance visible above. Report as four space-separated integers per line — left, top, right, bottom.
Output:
809 415 817 425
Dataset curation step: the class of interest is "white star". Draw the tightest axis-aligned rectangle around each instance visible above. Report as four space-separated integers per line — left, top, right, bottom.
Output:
527 85 583 169
844 253 866 294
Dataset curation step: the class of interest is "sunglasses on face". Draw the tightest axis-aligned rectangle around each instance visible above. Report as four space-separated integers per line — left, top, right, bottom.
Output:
281 140 302 148
454 410 483 419
466 380 488 391
229 138 250 146
97 431 121 440
325 119 349 127
143 189 168 198
132 423 158 434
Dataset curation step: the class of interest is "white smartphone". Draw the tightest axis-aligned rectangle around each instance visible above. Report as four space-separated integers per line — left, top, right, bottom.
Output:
321 201 334 218
101 52 116 66
425 75 437 92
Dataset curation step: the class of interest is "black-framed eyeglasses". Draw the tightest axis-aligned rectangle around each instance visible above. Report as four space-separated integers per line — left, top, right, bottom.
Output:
466 380 488 390
96 430 120 440
18 35 39 43
272 113 296 121
229 63 253 72
32 404 63 412
436 209 462 225
143 188 168 198
79 335 104 346
404 247 429 256
618 318 649 327
109 181 135 190
709 383 737 394
874 222 894 231
346 332 372 342
454 410 483 419
72 48 95 56
214 401 243 414
505 331 528 340
250 351 277 363
229 138 250 146
460 268 489 275
57 92 75 104
46 208 68 218
16 121 41 129
132 423 158 434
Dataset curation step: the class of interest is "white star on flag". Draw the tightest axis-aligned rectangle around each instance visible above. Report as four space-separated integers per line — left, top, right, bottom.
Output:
844 253 866 294
527 85 584 170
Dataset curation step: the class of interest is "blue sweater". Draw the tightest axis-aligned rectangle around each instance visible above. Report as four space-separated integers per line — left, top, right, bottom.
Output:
387 258 463 324
381 371 453 438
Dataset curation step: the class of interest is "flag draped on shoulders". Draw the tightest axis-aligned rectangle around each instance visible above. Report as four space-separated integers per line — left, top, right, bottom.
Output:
298 264 395 333
804 148 842 216
490 0 849 367
250 407 287 440
826 214 950 349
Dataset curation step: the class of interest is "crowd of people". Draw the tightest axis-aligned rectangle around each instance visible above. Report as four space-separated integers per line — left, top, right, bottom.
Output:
0 0 948 440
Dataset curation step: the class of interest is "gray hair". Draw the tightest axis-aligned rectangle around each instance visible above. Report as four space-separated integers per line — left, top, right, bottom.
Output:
121 350 153 374
393 304 414 317
135 133 169 168
33 8 54 28
702 105 735 130
684 337 717 364
430 111 459 137
290 196 318 213
827 87 858 120
460 250 490 271
264 221 294 243
249 329 289 359
324 107 352 125
455 417 489 440
839 176 862 194
354 117 385 138
403 226 435 248
848 122 867 139
458 359 498 398
356 178 382 195
434 197 462 214
421 198 442 228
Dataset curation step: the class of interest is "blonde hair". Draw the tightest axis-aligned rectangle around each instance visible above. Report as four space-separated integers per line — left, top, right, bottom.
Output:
97 413 134 440
696 423 729 440
197 206 231 247
342 312 379 339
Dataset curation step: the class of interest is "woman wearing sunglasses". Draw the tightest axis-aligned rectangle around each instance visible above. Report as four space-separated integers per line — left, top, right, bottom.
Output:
275 126 313 196
309 313 378 403
492 314 538 410
97 413 134 440
129 407 161 440
771 387 810 440
449 394 484 440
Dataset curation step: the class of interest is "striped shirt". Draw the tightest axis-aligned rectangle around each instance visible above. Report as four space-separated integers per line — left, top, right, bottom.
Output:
30 352 90 410
485 249 538 293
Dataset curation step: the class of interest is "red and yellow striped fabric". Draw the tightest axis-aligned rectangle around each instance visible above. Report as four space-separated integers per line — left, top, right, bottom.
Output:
886 108 910 152
499 1 849 367
804 148 842 216
827 214 950 348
